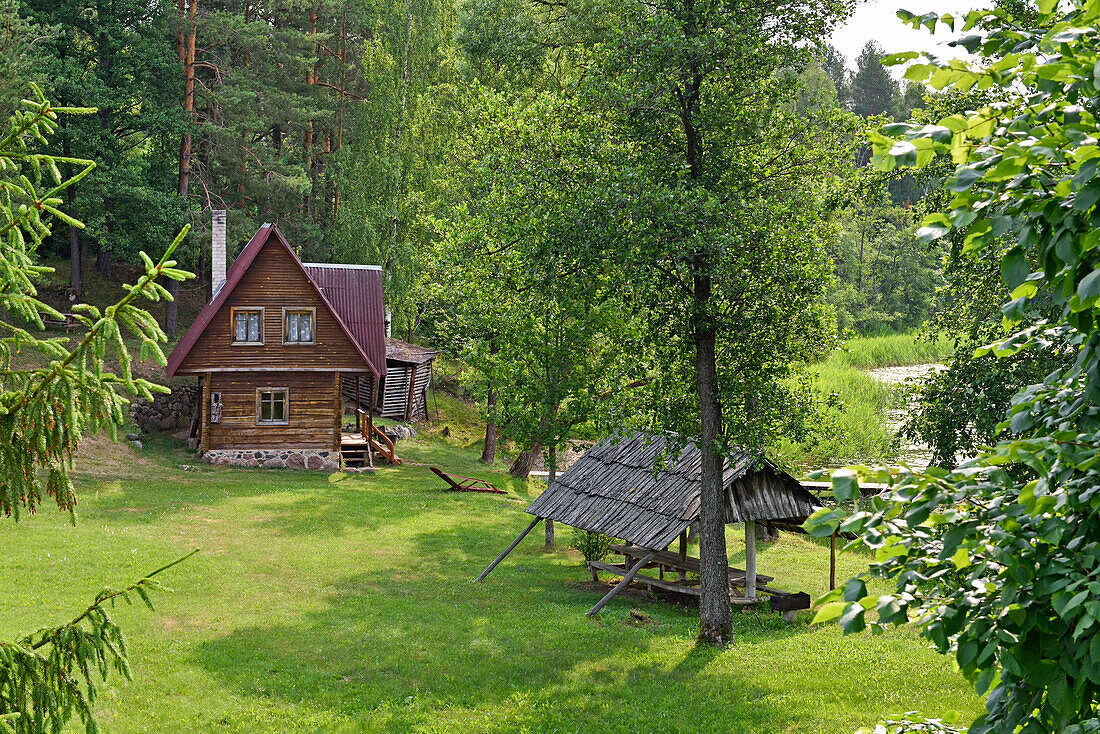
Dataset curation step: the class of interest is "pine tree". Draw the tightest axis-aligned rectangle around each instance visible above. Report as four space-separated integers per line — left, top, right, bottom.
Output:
0 85 194 734
849 40 900 119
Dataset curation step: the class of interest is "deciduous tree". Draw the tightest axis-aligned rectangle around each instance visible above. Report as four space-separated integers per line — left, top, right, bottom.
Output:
809 2 1100 730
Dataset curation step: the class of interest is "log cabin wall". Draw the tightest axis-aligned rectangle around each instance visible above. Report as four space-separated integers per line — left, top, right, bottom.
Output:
176 240 368 374
203 371 341 450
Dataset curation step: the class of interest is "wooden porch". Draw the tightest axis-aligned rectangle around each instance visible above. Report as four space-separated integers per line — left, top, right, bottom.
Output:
340 407 401 467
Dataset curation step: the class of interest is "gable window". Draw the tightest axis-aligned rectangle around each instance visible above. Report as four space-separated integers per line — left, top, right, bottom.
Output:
256 388 288 424
283 307 315 344
232 307 264 344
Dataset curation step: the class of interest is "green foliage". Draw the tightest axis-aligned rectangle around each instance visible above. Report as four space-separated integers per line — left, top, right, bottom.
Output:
0 86 193 734
26 0 185 275
435 90 633 461
849 41 900 120
830 193 944 335
571 528 612 564
0 551 196 734
809 2 1100 730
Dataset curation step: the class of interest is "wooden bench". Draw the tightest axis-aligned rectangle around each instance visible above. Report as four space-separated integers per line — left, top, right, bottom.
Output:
431 466 505 494
42 313 79 331
592 543 785 604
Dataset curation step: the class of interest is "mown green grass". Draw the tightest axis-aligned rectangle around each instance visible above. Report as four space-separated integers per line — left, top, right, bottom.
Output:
0 426 981 733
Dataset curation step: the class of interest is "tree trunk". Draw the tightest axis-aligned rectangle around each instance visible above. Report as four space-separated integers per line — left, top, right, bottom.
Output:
481 339 498 464
167 0 197 339
544 444 556 550
695 269 732 646
96 245 115 277
509 443 542 479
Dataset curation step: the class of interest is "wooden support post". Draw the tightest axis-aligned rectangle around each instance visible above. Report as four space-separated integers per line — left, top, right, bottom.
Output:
475 516 543 582
830 532 837 591
586 549 659 616
405 365 418 422
678 529 687 582
745 521 757 601
354 375 360 430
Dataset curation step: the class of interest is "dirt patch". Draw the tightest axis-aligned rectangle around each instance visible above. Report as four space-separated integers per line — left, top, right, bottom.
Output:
570 578 699 610
72 433 163 479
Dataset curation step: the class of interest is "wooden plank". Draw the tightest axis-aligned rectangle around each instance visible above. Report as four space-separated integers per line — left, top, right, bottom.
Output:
476 517 543 582
745 520 757 600
586 549 659 616
587 561 701 596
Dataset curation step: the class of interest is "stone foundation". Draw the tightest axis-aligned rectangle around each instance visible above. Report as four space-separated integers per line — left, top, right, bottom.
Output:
201 448 339 471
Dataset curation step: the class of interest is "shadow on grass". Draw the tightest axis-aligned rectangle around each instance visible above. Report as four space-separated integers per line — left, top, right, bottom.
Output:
192 564 791 732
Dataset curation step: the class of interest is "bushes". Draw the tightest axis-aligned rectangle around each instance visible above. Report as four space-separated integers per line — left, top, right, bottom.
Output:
572 529 613 580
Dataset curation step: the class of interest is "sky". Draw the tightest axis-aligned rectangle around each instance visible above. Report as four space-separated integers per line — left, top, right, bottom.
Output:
830 0 991 71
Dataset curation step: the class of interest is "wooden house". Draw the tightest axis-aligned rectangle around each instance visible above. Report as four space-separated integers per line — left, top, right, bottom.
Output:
166 223 398 469
478 431 821 617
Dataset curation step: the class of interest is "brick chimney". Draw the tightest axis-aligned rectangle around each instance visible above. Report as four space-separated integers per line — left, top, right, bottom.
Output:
211 209 226 299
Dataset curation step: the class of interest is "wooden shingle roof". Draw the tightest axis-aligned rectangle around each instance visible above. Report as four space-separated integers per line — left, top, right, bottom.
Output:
525 432 820 550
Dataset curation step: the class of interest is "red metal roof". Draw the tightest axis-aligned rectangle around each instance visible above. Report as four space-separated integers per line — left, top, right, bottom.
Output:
165 224 385 378
303 263 387 379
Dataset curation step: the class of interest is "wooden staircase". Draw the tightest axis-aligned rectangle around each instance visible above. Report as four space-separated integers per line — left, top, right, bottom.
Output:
340 410 401 468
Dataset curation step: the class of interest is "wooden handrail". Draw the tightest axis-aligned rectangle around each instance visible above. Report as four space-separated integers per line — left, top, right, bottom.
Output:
369 422 400 464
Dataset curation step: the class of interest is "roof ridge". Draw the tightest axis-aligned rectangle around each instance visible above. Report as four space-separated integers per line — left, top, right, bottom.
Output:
166 224 381 377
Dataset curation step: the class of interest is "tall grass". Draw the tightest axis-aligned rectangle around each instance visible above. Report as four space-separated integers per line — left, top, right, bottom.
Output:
776 332 947 471
777 361 904 471
833 332 953 370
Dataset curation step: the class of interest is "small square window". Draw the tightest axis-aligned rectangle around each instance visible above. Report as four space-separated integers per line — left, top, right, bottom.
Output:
232 308 264 344
257 389 288 424
283 308 315 344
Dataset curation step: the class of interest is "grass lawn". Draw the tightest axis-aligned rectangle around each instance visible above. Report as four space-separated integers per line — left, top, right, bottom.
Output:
0 429 981 733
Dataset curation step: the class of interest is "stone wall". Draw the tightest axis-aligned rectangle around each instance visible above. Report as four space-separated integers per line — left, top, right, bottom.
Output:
202 448 339 471
130 385 200 434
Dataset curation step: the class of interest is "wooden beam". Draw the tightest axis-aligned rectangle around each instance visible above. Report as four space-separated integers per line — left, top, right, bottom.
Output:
745 521 757 601
678 529 687 582
830 532 837 591
475 516 543 582
586 549 659 617
588 560 701 596
405 365 417 422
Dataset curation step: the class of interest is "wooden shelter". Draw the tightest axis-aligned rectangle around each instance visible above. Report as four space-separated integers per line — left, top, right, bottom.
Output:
343 338 437 421
477 432 822 617
166 223 399 468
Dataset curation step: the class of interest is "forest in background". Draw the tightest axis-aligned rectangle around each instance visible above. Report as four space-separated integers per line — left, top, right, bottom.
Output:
1 0 1033 481
2 0 940 339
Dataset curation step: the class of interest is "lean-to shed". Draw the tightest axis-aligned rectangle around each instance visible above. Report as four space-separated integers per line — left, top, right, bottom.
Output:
526 431 819 549
342 337 438 421
477 431 823 616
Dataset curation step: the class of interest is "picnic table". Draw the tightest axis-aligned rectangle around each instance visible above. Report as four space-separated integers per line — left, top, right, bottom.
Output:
586 543 783 605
